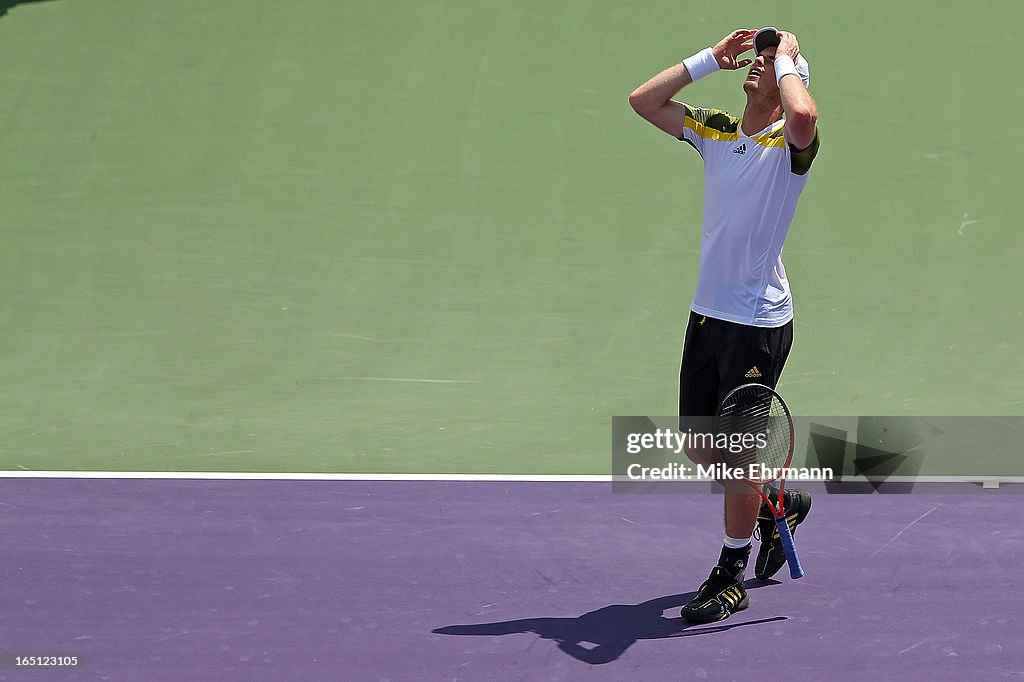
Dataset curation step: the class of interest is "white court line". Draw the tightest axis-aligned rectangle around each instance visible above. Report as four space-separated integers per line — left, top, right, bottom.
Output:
0 471 609 481
0 472 1022 484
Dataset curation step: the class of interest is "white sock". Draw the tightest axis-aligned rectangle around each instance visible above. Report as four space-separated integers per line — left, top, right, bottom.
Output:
724 534 752 549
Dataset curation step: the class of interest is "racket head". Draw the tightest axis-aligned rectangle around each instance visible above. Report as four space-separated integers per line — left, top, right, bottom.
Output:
715 382 795 486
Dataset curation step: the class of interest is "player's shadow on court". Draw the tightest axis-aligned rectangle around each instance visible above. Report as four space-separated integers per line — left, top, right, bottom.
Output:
0 0 55 18
433 580 784 665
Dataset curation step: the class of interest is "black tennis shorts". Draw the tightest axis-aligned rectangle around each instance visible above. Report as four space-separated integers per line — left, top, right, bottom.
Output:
678 311 794 418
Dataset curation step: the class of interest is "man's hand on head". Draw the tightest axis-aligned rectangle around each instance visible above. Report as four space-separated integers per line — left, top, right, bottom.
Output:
775 31 801 63
712 29 756 71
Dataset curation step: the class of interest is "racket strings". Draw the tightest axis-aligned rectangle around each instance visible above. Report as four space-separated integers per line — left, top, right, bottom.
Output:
717 385 792 483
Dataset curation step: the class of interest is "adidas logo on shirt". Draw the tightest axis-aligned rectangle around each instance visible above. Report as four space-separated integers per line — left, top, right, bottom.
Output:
733 143 746 155
744 366 762 378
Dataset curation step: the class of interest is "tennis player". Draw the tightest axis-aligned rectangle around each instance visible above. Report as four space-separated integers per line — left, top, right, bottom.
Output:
629 27 819 622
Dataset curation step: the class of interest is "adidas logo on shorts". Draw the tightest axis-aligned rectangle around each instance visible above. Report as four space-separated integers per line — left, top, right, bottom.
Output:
744 366 762 378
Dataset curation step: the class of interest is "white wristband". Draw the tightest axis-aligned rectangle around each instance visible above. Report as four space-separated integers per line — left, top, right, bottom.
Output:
682 48 720 82
774 55 799 86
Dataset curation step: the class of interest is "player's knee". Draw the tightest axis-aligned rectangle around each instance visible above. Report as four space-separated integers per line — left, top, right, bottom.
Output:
683 444 715 467
679 415 717 467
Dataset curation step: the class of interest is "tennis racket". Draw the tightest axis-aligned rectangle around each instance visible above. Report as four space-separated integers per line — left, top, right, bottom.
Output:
716 382 803 579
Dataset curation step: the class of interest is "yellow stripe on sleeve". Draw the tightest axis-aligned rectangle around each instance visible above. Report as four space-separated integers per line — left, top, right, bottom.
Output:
683 116 740 142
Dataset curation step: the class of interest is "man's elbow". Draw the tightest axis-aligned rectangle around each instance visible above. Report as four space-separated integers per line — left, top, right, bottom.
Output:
628 90 644 114
628 89 656 117
789 106 817 130
788 108 817 148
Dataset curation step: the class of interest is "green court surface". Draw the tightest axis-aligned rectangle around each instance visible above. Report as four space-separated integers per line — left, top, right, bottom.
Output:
0 1 1020 474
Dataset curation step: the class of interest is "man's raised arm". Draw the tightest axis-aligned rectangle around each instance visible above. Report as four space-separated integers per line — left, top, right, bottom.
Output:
774 31 818 151
629 29 755 137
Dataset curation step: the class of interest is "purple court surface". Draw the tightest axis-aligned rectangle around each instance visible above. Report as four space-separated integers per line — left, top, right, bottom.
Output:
1 478 1021 681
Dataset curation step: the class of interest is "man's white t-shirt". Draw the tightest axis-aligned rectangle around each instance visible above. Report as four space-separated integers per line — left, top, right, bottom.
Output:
678 105 820 327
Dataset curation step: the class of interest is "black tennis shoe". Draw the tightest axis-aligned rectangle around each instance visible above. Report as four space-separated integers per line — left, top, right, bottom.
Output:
754 488 812 580
680 566 749 623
